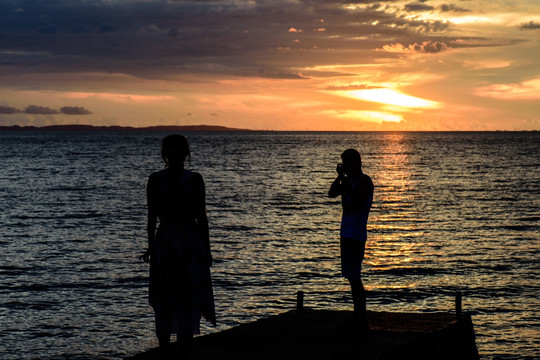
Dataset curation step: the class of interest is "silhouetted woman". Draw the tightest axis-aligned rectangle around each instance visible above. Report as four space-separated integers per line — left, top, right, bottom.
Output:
141 134 215 359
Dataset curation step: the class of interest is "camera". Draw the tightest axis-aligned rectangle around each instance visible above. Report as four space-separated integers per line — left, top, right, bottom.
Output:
337 163 345 175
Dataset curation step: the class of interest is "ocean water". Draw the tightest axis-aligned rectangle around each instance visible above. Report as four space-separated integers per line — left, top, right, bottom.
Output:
0 131 538 360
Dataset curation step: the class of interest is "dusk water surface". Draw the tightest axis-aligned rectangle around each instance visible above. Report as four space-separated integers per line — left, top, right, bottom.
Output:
0 131 538 359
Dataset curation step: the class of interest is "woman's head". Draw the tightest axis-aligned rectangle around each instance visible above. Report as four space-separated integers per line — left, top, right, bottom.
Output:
161 134 190 168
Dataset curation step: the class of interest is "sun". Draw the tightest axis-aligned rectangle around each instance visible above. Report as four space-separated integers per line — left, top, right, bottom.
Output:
339 88 440 109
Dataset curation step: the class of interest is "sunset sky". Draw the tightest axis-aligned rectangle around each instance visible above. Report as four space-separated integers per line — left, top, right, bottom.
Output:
0 0 539 131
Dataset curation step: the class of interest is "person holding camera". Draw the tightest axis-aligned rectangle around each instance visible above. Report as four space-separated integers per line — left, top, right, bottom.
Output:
329 148 374 331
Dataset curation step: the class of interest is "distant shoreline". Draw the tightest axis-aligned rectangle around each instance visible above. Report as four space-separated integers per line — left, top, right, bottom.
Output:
0 124 253 132
0 124 537 132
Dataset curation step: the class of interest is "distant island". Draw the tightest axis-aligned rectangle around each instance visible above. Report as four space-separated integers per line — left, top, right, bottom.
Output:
0 124 253 132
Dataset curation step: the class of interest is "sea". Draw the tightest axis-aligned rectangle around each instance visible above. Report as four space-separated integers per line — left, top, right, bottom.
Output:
0 131 538 360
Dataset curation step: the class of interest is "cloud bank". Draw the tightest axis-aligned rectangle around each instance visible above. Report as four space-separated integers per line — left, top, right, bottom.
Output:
520 21 540 30
0 104 92 115
380 41 449 54
0 0 460 79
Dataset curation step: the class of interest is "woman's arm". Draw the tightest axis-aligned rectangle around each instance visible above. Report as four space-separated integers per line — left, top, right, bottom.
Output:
141 173 158 263
193 172 212 267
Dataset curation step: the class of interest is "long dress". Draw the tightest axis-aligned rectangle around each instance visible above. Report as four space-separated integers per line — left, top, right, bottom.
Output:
147 169 216 336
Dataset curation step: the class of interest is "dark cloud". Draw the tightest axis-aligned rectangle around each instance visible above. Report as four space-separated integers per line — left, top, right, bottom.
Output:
0 105 22 114
381 41 449 53
99 23 117 33
520 21 540 30
2 104 92 115
404 3 435 12
440 4 470 13
420 41 449 53
25 105 60 114
0 0 458 79
60 106 92 115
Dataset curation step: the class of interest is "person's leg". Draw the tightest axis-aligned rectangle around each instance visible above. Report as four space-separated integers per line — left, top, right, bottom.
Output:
176 333 193 359
157 333 170 359
349 278 367 325
348 238 368 329
155 310 171 359
340 237 369 330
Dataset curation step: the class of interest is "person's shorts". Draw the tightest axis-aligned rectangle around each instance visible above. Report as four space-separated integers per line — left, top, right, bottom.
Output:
340 237 366 280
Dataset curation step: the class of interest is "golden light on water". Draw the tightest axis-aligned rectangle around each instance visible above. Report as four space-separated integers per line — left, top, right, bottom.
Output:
366 133 426 270
339 88 440 109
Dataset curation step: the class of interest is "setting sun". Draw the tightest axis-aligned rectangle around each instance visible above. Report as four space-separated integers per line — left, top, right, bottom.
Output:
0 0 538 130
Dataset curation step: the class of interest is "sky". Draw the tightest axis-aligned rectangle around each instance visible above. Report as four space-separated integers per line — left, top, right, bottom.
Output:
0 0 539 131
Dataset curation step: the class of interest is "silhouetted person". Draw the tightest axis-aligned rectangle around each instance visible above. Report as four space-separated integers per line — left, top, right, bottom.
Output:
141 134 215 359
329 149 373 330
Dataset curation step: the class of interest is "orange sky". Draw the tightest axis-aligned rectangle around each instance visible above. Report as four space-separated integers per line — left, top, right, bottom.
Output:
0 0 539 130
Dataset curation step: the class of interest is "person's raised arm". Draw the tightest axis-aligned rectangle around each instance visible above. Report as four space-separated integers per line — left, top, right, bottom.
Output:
329 164 345 198
193 172 212 267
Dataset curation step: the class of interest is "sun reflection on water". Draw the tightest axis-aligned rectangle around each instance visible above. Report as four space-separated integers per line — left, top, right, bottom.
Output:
367 133 425 269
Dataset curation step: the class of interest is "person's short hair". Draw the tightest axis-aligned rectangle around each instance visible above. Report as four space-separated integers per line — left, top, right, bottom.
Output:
161 134 190 163
341 148 362 167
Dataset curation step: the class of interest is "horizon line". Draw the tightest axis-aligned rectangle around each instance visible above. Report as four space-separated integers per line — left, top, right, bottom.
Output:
0 124 537 133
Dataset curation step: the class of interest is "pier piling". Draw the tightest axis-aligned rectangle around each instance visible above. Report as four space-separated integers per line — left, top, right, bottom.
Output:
296 291 304 315
455 291 462 319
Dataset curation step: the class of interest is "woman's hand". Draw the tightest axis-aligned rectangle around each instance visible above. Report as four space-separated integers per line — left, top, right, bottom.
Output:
139 249 151 263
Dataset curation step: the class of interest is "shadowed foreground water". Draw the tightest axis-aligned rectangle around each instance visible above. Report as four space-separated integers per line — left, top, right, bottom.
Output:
0 131 538 359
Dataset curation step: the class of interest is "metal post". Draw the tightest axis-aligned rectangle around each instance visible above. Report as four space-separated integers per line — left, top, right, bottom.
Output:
455 291 462 319
297 291 304 314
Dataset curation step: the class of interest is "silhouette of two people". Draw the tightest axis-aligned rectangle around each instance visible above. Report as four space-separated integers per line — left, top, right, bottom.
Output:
141 138 373 359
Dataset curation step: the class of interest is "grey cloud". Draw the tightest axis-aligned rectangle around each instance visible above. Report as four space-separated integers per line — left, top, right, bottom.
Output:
0 105 22 114
520 21 540 30
60 106 92 115
381 40 449 53
25 105 60 114
0 0 461 79
3 104 92 115
255 69 310 79
38 24 57 34
404 3 435 12
440 4 470 12
420 41 448 53
99 23 117 33
70 23 91 34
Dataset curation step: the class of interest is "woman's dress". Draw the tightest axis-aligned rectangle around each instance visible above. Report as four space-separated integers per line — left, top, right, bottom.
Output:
148 169 216 336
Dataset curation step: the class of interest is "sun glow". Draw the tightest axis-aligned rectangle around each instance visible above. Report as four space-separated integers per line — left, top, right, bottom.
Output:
327 110 403 123
339 88 440 108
